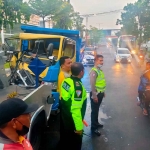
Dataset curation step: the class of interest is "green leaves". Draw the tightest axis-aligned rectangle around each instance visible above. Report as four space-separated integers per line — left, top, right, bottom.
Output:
28 0 84 30
89 26 103 45
52 1 74 29
0 0 84 32
29 0 63 27
117 0 150 43
0 0 31 29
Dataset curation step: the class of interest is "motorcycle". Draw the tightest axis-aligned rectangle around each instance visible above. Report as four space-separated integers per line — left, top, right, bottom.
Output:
137 89 150 116
138 54 144 67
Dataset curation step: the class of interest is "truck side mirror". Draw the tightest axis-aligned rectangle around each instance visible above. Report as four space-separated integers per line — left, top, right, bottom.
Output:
47 96 54 104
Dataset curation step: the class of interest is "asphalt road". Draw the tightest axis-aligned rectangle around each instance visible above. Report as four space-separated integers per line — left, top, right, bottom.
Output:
81 47 150 150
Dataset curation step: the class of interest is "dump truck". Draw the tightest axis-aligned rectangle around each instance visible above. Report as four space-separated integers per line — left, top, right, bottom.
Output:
0 26 82 150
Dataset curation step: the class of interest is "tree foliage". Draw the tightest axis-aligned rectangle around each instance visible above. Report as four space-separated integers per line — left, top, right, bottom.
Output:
89 26 103 45
0 0 31 28
0 0 85 35
28 0 61 27
28 0 84 30
117 0 150 44
52 1 74 29
72 12 85 37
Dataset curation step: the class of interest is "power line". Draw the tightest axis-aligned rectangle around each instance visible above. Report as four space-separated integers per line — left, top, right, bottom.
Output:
80 9 123 45
80 9 123 17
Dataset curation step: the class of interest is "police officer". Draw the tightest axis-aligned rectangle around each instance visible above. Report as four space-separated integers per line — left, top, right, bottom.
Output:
89 54 106 136
60 62 87 150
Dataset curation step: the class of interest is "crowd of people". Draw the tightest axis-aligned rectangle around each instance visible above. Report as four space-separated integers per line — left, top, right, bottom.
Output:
58 55 106 149
2 53 150 150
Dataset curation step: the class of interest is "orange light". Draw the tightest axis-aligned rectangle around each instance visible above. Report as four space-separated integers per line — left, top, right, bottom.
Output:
140 55 143 58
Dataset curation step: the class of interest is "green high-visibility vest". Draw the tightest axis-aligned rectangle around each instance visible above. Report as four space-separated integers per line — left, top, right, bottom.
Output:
91 67 106 93
61 76 87 131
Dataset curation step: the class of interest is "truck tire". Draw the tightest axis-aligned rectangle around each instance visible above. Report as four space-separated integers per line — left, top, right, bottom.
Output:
30 113 46 150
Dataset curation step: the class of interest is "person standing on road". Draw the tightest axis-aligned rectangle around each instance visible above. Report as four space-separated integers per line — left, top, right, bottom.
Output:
89 55 106 136
0 98 38 150
57 56 72 148
60 62 87 150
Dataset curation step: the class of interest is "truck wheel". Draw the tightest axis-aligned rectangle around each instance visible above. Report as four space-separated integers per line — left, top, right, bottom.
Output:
30 114 46 150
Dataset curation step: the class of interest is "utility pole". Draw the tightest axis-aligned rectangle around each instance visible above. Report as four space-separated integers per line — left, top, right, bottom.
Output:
97 23 103 30
1 25 4 44
80 14 94 46
80 9 122 46
85 16 88 46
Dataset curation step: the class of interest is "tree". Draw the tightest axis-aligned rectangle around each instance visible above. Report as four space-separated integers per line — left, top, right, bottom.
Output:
0 0 31 28
72 12 85 37
116 3 139 37
52 1 74 29
117 0 150 46
28 0 61 27
115 31 121 37
89 26 103 45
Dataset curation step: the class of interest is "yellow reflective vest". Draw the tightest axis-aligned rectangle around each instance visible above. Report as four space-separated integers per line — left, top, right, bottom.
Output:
61 76 87 131
91 67 106 93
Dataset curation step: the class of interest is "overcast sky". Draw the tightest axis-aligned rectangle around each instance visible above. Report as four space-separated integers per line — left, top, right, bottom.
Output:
71 0 137 29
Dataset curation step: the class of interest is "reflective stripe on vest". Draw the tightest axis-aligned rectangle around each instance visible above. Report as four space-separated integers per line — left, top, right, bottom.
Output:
61 78 86 102
91 67 106 92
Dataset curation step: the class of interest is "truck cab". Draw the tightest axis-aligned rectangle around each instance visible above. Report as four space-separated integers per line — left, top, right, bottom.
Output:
5 33 76 79
0 25 82 150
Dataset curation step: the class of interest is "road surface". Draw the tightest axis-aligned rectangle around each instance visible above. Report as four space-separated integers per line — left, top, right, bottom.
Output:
82 47 150 150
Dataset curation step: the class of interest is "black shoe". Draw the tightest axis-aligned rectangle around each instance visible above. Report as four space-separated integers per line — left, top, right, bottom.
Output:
97 123 103 128
92 129 101 136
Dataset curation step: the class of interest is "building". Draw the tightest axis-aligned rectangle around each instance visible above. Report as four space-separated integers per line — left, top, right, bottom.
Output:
28 14 40 26
27 14 53 28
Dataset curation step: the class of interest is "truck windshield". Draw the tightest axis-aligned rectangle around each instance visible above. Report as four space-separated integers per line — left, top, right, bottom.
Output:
5 38 20 51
